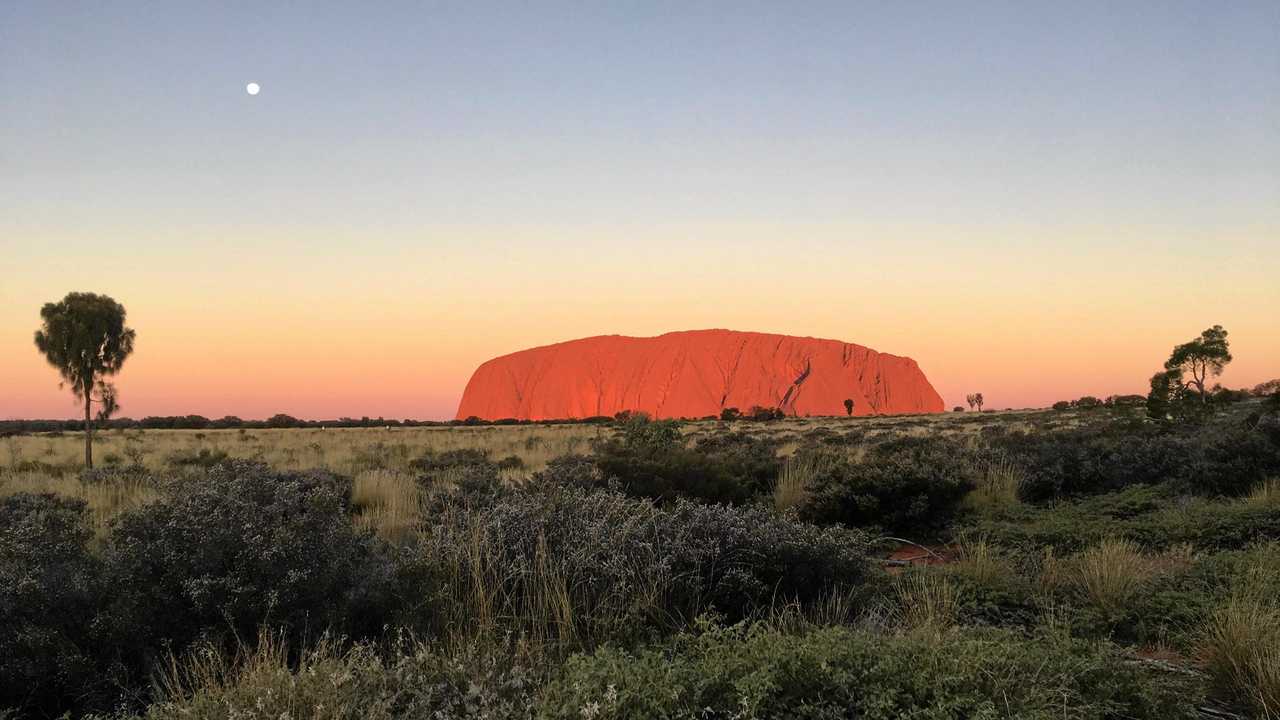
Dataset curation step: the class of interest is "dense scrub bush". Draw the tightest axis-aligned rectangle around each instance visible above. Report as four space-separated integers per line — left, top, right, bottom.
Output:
800 437 979 535
419 486 870 643
411 447 493 473
79 464 153 486
993 419 1280 501
966 486 1280 553
0 494 104 715
162 447 231 468
690 431 782 493
102 461 399 663
527 454 604 490
995 427 1192 501
591 418 761 504
540 623 1203 719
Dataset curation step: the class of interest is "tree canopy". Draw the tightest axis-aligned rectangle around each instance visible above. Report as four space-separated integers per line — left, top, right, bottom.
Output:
33 292 136 467
1163 325 1231 402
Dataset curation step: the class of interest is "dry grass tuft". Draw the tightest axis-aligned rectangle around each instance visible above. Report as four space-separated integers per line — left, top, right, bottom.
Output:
1201 595 1280 718
952 534 1004 586
1075 538 1153 614
351 469 422 543
893 571 958 635
966 453 1023 511
1247 477 1280 506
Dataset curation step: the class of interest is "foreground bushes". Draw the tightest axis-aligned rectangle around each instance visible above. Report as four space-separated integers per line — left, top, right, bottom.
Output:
103 462 398 661
541 623 1203 720
136 635 540 720
0 494 103 715
117 623 1205 720
0 463 407 717
419 485 871 644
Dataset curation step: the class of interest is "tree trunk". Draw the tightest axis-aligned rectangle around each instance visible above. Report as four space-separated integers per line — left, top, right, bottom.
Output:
84 393 93 469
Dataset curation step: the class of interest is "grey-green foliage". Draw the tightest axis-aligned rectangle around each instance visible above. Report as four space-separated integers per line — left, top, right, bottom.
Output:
540 623 1203 720
33 292 136 467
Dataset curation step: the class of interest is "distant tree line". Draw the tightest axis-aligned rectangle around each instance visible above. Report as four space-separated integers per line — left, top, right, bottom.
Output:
0 414 621 437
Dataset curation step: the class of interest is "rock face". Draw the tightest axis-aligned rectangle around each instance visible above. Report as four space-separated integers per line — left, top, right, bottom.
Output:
455 329 944 420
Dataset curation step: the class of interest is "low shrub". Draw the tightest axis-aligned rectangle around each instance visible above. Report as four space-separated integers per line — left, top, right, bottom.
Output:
133 634 539 720
0 494 104 715
993 418 1280 502
418 486 870 646
102 461 399 664
800 437 978 535
964 485 1280 553
592 436 757 505
162 447 230 468
540 623 1205 719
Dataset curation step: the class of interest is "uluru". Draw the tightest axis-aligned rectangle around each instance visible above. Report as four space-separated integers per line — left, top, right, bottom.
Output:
455 329 944 420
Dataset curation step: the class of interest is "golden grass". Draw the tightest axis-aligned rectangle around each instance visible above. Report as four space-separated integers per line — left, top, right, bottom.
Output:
893 571 958 634
1201 595 1280 718
951 534 1005 586
0 469 159 538
772 453 825 512
1075 538 1154 614
1248 477 1280 506
351 469 422 543
966 454 1023 511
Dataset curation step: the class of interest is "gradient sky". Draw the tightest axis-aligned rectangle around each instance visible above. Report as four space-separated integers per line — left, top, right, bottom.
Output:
3 1 1278 420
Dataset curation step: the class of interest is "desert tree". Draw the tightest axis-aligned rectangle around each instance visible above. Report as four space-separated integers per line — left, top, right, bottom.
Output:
1162 325 1231 403
966 393 984 412
33 292 136 468
843 398 854 416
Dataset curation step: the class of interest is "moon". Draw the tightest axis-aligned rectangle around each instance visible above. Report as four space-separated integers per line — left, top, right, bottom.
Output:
245 82 260 96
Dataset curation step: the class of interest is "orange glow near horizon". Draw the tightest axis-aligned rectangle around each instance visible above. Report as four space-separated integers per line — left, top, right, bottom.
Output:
4 223 1277 420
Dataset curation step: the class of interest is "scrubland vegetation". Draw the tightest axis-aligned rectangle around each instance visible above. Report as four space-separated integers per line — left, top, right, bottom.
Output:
3 395 1280 718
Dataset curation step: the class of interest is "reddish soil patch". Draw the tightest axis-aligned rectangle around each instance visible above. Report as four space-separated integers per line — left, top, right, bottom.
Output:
885 543 956 573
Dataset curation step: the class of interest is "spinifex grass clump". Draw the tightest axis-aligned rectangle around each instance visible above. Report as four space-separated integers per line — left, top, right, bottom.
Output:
1201 595 1280 718
1075 538 1154 615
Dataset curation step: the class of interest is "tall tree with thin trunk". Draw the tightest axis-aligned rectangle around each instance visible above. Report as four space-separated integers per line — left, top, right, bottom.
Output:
34 293 136 468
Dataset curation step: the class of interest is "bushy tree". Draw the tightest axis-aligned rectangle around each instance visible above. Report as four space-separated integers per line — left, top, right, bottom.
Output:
843 398 855 416
967 393 985 412
33 292 136 467
1163 325 1232 403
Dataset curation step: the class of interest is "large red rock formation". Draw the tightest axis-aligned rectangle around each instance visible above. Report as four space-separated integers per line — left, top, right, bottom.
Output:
455 330 944 420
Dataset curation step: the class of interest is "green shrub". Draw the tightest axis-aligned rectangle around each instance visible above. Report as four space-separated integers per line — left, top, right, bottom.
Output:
592 437 757 505
0 494 105 716
964 485 1280 553
134 635 539 720
540 623 1204 719
419 486 870 644
102 461 399 663
691 431 782 494
800 437 978 535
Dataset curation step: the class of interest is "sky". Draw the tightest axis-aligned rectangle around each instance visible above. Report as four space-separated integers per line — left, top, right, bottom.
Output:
2 1 1278 420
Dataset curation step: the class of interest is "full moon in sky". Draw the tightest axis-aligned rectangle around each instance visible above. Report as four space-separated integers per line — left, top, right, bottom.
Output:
245 82 260 96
